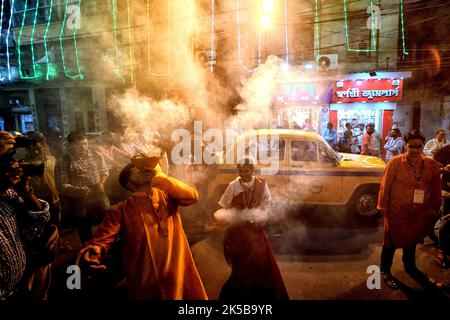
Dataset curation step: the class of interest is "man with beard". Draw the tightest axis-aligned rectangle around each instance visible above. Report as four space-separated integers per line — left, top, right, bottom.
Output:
361 123 381 157
57 131 109 243
79 157 208 300
19 131 60 300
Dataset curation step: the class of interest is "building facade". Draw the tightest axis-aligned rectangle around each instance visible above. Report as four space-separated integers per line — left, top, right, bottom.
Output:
0 0 445 145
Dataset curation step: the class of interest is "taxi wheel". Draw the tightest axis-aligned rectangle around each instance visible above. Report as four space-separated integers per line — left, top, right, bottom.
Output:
348 188 379 218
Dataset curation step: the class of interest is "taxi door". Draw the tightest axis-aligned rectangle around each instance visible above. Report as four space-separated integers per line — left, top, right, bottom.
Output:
252 136 289 203
287 139 343 205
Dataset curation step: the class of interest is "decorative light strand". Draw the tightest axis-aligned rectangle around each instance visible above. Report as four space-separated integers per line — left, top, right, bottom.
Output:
111 0 125 82
18 0 40 79
284 0 289 65
399 0 408 55
314 0 320 61
126 0 133 82
0 0 5 43
147 0 171 76
72 0 83 78
236 0 262 73
43 0 54 80
343 0 376 53
370 0 376 52
210 0 215 72
59 0 83 79
6 0 15 80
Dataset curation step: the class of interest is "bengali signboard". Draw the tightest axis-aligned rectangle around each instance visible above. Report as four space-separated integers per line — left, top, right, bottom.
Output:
274 82 332 104
333 79 403 103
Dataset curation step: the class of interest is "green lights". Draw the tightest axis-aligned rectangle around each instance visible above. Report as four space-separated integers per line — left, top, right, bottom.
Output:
6 0 15 80
17 0 40 79
43 0 54 80
59 0 83 79
1 0 410 82
399 0 409 56
343 0 377 53
47 63 58 79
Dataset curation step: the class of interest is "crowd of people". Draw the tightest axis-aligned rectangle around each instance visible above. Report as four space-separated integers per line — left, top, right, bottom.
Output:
0 125 448 300
322 122 450 163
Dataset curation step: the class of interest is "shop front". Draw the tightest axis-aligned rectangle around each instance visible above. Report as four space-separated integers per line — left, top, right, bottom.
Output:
271 81 332 133
329 72 411 158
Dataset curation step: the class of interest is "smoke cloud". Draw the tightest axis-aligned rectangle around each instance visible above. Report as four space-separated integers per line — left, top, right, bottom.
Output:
101 1 365 236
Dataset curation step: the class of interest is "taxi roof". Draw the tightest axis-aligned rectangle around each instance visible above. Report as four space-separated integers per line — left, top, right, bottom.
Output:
240 129 323 140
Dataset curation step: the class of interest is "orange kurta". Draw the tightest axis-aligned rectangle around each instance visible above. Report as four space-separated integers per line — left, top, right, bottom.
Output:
86 176 208 300
377 154 442 248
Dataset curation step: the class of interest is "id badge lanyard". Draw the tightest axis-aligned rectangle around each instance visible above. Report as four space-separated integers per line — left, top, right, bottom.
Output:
408 159 425 204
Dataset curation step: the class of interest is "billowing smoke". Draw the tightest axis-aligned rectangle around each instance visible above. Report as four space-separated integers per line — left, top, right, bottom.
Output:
110 88 190 156
227 55 283 131
102 1 367 239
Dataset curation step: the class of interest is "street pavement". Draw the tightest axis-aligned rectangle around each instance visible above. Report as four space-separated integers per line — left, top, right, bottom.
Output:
48 210 450 301
191 220 450 300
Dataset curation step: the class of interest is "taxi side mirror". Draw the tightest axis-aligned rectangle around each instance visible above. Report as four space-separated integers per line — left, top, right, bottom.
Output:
320 154 339 166
324 156 339 167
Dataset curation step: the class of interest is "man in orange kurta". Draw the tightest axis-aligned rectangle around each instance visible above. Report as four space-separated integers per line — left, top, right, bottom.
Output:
377 129 441 289
80 163 208 300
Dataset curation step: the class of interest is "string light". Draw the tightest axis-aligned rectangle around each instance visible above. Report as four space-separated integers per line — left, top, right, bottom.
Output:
344 0 373 52
43 0 55 80
370 0 376 52
126 0 133 82
6 0 15 80
111 0 125 82
148 0 171 76
400 0 409 56
344 0 376 53
72 0 83 78
0 0 5 43
284 0 289 65
59 0 83 79
18 0 39 79
314 0 319 62
211 0 215 72
237 0 262 72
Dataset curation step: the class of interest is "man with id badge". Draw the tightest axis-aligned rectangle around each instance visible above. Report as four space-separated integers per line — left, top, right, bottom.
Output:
377 130 442 290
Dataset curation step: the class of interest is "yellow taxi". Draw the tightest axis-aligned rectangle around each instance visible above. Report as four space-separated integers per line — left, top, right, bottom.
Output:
206 129 386 218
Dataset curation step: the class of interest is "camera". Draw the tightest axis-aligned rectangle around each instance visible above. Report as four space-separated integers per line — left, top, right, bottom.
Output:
14 136 37 148
19 161 45 177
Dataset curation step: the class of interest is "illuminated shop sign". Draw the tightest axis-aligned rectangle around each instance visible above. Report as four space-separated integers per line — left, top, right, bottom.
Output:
333 79 403 103
274 82 332 104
